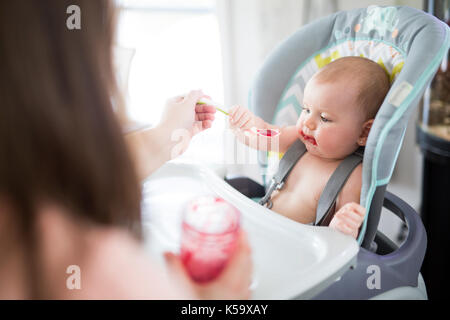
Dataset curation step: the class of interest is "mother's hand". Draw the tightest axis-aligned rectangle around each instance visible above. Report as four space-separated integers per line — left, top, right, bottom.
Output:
156 90 216 159
159 90 216 138
164 231 253 300
124 90 216 181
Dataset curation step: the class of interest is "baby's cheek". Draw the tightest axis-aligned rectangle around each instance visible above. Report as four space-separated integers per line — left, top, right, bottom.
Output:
317 128 342 147
295 118 304 134
318 127 356 155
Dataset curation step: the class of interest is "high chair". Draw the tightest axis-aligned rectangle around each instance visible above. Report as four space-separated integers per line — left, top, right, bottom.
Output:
224 5 449 299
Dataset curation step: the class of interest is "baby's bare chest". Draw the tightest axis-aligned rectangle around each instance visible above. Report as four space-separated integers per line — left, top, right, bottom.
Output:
270 154 340 223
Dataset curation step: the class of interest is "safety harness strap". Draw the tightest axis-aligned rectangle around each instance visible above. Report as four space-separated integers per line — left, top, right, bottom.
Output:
258 139 306 208
259 138 364 224
315 149 364 226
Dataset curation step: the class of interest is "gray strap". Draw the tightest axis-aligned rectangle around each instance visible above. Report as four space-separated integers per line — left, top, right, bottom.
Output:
272 139 307 185
315 151 363 226
259 139 306 207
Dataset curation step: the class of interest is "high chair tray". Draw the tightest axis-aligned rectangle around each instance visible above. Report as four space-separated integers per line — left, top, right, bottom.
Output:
141 161 359 299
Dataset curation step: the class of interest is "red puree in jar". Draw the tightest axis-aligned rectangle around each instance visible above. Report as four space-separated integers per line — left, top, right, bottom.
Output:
256 129 280 137
180 196 241 283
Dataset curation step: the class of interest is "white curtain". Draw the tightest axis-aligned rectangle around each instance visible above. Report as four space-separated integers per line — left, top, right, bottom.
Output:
216 0 337 107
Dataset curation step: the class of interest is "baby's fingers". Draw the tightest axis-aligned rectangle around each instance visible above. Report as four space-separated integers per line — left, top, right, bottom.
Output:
236 112 252 129
345 202 366 214
338 213 361 230
232 108 247 125
337 208 363 225
228 105 241 120
229 106 248 125
332 220 355 237
340 223 355 237
342 203 365 219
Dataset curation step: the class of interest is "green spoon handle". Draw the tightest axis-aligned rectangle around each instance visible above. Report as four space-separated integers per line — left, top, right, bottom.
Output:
197 98 229 116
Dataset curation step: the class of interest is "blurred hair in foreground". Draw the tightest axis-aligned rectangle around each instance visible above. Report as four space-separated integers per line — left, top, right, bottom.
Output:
0 0 141 298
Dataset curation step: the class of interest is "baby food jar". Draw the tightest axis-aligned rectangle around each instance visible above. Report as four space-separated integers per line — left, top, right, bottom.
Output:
180 195 241 283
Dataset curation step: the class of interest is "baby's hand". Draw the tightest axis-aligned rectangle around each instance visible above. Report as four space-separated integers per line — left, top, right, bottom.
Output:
329 202 366 239
228 105 256 132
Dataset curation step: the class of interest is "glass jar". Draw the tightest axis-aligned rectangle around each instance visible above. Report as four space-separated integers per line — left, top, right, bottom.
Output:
180 195 241 283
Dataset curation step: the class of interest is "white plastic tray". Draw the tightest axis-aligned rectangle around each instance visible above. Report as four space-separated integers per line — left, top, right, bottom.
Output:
141 161 359 299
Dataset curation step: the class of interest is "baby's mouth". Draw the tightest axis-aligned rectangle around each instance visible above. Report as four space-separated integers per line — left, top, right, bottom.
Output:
299 130 317 146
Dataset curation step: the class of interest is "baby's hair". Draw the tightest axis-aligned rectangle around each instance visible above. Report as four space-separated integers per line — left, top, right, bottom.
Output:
312 56 391 119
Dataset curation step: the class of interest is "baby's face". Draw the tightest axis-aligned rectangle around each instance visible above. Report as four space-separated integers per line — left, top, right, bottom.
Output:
296 79 366 160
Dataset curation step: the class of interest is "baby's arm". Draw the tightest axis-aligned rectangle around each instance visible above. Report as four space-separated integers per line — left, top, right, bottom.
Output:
329 164 365 239
228 106 299 153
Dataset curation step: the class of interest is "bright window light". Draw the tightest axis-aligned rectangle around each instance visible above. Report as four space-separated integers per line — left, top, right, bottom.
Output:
116 0 226 165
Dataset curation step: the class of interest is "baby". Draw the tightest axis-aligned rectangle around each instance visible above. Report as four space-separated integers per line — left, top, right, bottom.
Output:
229 56 390 238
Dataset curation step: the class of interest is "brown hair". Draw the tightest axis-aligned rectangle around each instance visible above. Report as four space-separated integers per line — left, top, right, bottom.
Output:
312 56 390 119
0 0 141 297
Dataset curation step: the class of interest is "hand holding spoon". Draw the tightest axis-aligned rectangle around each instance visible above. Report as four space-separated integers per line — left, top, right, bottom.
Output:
197 98 280 137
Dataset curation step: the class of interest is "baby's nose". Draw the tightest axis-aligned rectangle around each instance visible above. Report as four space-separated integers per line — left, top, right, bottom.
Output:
304 117 316 130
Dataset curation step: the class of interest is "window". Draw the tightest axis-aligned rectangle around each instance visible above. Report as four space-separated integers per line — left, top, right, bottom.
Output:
116 0 225 165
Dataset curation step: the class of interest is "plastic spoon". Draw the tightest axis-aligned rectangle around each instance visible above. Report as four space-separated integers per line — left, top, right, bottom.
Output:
197 98 229 116
198 98 280 138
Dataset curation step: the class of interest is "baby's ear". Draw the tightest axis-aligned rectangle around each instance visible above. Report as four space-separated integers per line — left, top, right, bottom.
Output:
358 119 374 146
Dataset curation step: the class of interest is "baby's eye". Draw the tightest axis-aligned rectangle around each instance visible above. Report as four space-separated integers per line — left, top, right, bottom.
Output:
303 108 310 114
320 115 330 122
